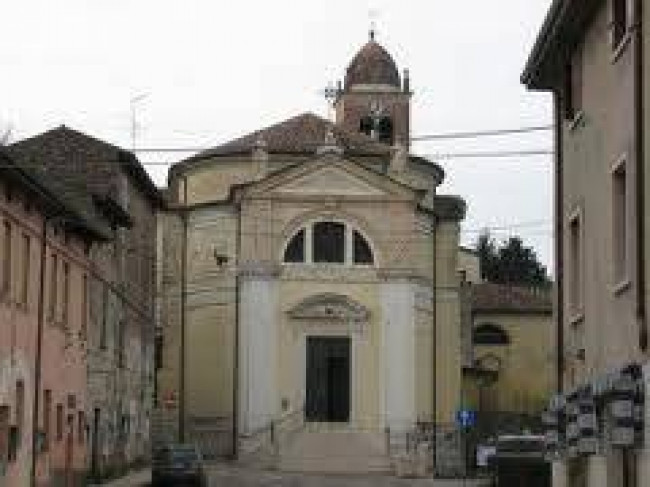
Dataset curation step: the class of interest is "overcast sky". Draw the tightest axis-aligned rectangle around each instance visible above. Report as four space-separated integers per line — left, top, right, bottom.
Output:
1 0 554 268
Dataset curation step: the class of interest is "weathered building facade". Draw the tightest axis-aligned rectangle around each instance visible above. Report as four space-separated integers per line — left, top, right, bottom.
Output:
0 149 106 486
523 0 649 485
9 128 160 482
157 33 468 475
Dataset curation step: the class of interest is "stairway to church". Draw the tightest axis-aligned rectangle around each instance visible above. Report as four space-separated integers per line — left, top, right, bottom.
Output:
278 428 392 474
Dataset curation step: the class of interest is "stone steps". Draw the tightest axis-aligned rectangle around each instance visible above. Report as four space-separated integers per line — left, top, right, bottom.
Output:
278 430 392 474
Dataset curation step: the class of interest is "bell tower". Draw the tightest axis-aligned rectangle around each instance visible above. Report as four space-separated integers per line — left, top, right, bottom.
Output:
334 30 412 148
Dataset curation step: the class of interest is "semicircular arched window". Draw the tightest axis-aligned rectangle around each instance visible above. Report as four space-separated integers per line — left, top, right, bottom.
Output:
283 221 374 265
473 323 510 345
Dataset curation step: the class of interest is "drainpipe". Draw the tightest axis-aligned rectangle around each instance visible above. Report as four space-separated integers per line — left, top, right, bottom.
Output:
30 215 48 487
232 203 241 459
634 0 647 351
553 90 565 393
179 177 188 442
431 214 438 476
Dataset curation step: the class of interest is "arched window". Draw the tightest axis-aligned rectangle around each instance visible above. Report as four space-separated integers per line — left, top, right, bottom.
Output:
313 222 345 263
473 323 510 345
282 221 374 265
283 228 305 263
353 230 372 264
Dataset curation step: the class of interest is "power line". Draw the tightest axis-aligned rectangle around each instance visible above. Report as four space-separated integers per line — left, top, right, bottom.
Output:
424 150 553 159
128 124 554 153
411 125 553 142
461 219 551 233
0 148 554 170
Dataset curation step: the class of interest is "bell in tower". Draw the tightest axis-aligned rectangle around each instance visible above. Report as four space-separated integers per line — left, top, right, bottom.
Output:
334 31 412 148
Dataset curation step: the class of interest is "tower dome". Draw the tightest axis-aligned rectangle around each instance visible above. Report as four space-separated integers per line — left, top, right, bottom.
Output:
344 32 400 89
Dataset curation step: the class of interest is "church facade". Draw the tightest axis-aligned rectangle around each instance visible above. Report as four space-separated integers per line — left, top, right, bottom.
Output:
157 33 467 473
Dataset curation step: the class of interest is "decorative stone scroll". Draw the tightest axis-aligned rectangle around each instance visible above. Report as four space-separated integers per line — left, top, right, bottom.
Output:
287 293 370 323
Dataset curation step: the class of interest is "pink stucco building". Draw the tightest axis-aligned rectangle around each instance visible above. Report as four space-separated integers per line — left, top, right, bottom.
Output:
0 148 106 486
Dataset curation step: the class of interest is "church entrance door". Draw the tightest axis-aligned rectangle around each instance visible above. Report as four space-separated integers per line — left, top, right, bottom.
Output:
305 336 350 422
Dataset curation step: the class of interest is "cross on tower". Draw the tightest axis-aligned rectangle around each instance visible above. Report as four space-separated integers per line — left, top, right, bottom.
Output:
323 82 339 122
369 8 379 41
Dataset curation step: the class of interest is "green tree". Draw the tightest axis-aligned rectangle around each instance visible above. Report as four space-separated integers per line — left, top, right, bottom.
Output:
475 230 549 286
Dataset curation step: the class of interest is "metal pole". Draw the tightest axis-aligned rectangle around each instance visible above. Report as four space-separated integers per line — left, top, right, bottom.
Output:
633 0 647 350
552 91 564 395
179 177 188 442
431 215 438 476
30 216 49 486
232 203 241 459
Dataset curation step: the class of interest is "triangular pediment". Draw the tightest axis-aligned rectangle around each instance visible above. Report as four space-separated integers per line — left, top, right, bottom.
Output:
279 165 386 196
243 154 418 200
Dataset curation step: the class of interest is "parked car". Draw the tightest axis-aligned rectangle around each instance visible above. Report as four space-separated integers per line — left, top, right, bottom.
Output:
488 434 550 487
152 443 207 486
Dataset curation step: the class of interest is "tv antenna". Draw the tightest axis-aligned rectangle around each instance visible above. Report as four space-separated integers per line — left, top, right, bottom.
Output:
130 93 149 152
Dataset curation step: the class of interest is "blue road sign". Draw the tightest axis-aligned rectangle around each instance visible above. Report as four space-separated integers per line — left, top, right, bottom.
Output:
456 409 476 429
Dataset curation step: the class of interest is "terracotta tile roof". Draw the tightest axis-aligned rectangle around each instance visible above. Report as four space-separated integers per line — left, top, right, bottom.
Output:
9 126 161 206
345 39 401 89
0 148 108 239
8 126 161 237
172 112 446 187
188 112 391 160
470 282 552 314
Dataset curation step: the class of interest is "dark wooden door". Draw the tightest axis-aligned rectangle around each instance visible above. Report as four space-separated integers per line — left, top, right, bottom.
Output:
305 337 350 422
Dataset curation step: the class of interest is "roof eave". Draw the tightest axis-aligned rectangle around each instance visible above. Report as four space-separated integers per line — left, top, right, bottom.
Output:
0 151 110 241
472 307 553 316
118 151 164 208
521 0 604 90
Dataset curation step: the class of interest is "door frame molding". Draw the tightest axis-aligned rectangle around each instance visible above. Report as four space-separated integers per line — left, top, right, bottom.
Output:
300 331 357 426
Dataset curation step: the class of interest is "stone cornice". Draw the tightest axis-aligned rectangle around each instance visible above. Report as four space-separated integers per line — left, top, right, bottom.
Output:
238 262 281 279
431 195 467 222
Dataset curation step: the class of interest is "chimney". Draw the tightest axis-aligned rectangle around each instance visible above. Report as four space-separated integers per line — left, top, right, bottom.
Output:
252 137 268 180
403 68 410 93
316 128 344 155
389 139 408 173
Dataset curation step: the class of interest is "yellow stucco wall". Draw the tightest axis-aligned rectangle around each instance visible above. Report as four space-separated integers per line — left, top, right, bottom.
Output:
471 312 553 414
434 221 463 423
159 154 465 440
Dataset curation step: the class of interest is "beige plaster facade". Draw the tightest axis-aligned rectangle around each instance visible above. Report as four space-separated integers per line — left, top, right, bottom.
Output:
8 127 161 483
523 0 650 485
158 150 465 445
157 35 468 473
